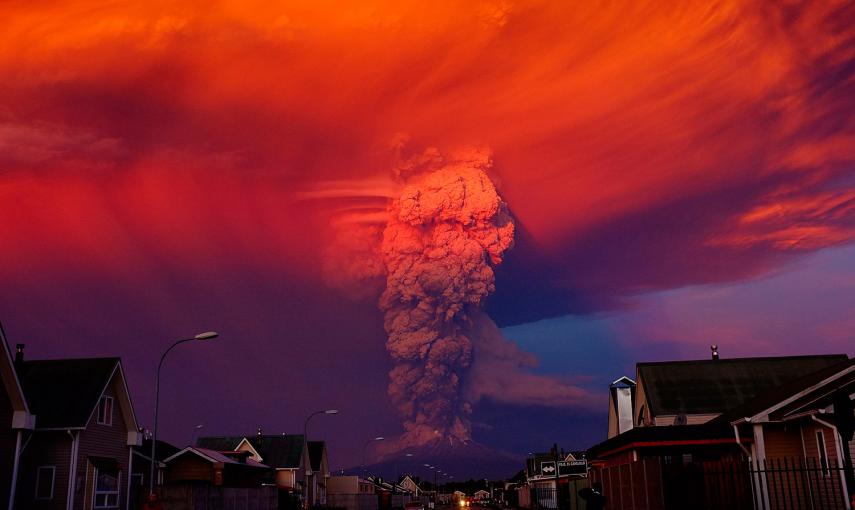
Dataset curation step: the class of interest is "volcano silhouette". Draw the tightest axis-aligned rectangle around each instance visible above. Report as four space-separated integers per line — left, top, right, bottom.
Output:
344 437 522 480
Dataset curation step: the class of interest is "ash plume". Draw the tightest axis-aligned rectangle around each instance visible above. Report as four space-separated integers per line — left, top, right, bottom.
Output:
380 147 514 444
310 145 592 449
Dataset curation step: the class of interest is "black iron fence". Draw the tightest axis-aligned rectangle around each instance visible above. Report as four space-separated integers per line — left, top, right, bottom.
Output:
587 456 852 510
750 457 849 510
529 479 592 510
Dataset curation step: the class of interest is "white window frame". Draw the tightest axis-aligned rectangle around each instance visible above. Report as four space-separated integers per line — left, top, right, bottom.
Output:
815 430 829 477
35 466 55 500
97 396 114 426
92 466 121 509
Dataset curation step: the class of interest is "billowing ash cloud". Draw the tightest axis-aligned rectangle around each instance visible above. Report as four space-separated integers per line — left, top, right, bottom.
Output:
310 146 594 447
380 147 514 443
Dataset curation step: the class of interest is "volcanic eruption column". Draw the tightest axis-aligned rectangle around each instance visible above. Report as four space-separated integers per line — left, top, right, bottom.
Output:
380 152 514 445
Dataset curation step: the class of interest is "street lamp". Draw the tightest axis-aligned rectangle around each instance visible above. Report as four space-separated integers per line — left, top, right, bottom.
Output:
303 409 338 508
362 436 385 476
149 331 218 495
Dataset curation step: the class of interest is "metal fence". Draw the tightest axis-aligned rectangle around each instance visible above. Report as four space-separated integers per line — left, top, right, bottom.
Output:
529 479 592 510
750 457 849 510
590 457 852 510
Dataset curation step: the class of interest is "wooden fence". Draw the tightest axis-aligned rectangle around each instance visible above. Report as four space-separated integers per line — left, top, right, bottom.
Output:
151 485 278 510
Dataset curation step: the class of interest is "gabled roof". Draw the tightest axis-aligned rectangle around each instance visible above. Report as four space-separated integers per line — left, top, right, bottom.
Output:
637 354 847 416
163 446 270 468
16 357 123 429
610 376 635 388
197 434 306 469
713 357 855 425
134 438 182 462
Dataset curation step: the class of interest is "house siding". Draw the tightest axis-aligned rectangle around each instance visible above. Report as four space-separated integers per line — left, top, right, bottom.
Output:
762 425 811 509
653 413 719 426
763 425 803 459
74 375 130 510
165 455 215 483
801 422 839 464
799 422 847 510
17 430 73 510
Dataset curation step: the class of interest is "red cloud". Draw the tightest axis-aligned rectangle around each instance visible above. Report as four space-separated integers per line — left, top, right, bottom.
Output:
0 0 852 320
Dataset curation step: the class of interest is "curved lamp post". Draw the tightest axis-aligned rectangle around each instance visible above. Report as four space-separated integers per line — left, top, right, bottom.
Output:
303 409 338 508
149 331 218 495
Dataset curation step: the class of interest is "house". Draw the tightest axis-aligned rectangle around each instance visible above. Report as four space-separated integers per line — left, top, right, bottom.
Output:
327 475 375 495
595 351 849 466
129 438 180 500
11 345 142 510
307 440 330 505
198 433 307 491
715 357 855 509
473 489 490 500
161 446 273 487
197 432 331 505
632 352 846 428
587 350 855 509
327 476 377 510
398 475 421 496
0 330 36 510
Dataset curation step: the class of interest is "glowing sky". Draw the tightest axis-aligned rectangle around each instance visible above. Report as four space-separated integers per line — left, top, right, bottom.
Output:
1 1 854 468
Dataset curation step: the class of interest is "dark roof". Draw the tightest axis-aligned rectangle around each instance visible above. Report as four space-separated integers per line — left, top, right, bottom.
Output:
308 441 325 471
16 357 119 428
638 354 847 416
586 423 742 459
196 436 243 451
135 438 182 462
197 434 305 468
712 357 855 424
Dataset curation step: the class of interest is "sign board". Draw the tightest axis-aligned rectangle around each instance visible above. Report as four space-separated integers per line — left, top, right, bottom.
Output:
539 460 587 476
540 461 556 474
558 459 588 476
